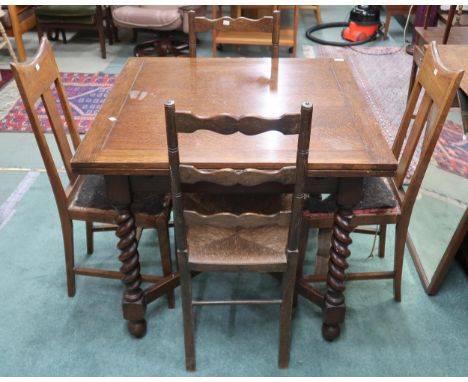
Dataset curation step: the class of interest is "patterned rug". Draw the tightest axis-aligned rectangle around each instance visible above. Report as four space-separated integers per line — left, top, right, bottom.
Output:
0 69 13 90
0 72 116 134
303 45 467 179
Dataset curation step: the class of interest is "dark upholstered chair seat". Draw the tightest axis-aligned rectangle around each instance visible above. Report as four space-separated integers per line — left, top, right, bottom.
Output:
187 225 288 266
184 193 292 216
73 175 166 215
305 177 399 215
35 6 97 24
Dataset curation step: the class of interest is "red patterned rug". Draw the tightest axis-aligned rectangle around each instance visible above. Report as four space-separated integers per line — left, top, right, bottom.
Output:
306 45 467 179
0 72 116 134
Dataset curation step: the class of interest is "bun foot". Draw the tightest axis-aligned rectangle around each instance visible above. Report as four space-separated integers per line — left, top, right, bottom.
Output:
322 324 340 341
128 319 147 338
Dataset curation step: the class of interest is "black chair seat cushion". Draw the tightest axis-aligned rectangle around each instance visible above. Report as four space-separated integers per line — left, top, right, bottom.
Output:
306 177 397 214
36 5 97 24
74 175 166 215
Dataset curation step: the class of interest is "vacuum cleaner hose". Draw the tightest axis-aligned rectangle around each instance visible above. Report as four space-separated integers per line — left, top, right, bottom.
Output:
305 22 382 47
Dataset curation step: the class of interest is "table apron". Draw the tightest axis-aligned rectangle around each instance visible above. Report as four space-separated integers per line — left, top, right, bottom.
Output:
126 175 339 195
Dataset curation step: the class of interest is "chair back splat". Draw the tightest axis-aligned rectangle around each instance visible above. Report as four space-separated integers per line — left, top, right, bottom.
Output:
392 41 464 215
165 101 312 256
165 99 312 370
11 37 81 218
188 9 280 58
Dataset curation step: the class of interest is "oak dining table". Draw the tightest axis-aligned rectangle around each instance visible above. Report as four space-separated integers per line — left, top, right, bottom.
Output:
71 57 398 340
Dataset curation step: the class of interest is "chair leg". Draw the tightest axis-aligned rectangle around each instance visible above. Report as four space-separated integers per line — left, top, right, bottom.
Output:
105 6 114 45
62 219 76 297
314 6 322 24
278 251 299 369
315 228 332 274
178 252 196 371
378 224 387 258
37 25 44 43
383 13 392 40
131 29 138 43
96 6 107 59
97 24 106 59
86 221 94 255
294 222 309 307
156 219 175 309
61 29 67 44
393 221 407 302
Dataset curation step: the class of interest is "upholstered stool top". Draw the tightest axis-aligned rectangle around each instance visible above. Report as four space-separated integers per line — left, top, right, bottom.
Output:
111 5 183 30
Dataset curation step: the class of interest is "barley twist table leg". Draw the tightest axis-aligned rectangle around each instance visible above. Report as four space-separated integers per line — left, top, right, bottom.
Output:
322 177 362 341
116 210 146 338
105 175 147 338
322 207 353 340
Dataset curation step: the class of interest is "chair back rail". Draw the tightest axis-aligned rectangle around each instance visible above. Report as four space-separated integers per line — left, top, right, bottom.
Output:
11 38 81 218
391 41 464 216
180 165 296 186
175 112 300 135
188 10 280 58
165 100 313 257
183 210 291 228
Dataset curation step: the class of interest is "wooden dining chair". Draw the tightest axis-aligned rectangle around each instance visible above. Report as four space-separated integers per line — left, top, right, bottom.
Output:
165 100 313 370
188 9 280 58
11 38 175 309
299 41 464 303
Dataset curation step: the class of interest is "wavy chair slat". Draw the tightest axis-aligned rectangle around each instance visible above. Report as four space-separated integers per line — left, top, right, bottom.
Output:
194 15 275 34
188 9 280 58
174 112 300 135
180 165 296 186
184 210 291 228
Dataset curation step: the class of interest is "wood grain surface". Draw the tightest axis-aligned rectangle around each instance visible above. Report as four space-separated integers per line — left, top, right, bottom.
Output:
71 58 397 177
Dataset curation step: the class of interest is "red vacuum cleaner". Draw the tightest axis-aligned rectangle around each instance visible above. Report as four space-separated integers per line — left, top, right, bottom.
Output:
306 6 382 46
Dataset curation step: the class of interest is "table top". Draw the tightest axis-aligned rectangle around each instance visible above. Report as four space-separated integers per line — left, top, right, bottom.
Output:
415 27 468 46
413 41 468 95
71 58 397 177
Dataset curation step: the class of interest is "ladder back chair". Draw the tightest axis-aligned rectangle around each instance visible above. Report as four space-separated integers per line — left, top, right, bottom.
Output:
11 38 175 310
188 9 280 58
300 41 464 303
165 100 313 370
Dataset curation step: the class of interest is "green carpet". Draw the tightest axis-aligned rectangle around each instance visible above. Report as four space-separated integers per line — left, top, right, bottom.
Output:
0 5 467 376
0 172 467 376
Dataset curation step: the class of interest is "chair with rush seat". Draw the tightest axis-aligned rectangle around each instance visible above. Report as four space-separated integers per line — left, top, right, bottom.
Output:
299 41 464 303
11 38 175 314
165 100 313 370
